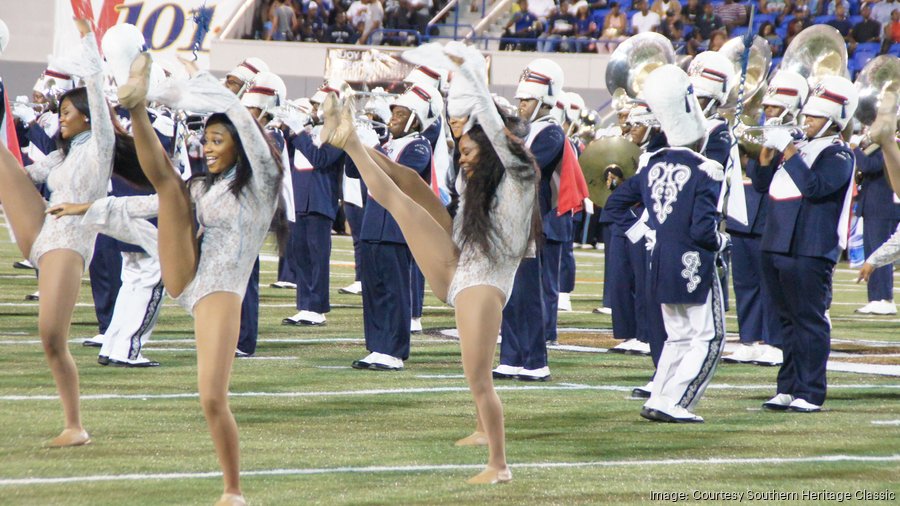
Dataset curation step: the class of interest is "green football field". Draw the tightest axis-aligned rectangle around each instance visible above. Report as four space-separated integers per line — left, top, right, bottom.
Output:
0 223 897 505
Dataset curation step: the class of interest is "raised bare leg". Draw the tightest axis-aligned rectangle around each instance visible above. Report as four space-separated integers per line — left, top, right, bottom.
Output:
194 292 243 499
364 147 453 234
122 54 199 296
0 144 48 259
37 249 90 447
455 285 511 484
324 95 458 300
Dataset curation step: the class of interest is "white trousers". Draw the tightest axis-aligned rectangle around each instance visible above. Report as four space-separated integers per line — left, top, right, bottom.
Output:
648 281 726 413
99 252 164 361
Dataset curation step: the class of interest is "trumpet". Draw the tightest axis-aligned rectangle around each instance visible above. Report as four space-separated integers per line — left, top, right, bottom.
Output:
734 123 804 147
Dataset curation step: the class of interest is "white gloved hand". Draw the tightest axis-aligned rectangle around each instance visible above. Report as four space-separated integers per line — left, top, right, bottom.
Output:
356 123 380 148
762 128 793 151
583 197 595 214
12 103 36 124
644 229 657 251
282 109 310 134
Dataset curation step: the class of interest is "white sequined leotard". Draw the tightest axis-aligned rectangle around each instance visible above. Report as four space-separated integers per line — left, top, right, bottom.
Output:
148 73 282 314
444 57 537 307
27 36 113 270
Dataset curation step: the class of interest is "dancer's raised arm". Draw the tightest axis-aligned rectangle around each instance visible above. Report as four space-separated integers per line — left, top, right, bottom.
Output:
75 20 115 179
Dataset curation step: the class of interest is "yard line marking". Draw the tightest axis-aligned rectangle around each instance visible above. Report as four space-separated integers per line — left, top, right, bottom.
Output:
416 374 466 379
1 383 898 402
871 420 900 425
0 337 451 346
242 356 298 360
1 454 898 487
315 366 351 369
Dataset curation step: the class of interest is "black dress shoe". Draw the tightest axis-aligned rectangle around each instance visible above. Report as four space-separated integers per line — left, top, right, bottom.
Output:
109 358 161 368
82 340 103 348
97 356 110 366
25 293 39 301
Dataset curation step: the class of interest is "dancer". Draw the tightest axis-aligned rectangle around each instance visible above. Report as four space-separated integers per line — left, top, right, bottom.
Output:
0 19 138 447
321 43 539 484
117 53 284 505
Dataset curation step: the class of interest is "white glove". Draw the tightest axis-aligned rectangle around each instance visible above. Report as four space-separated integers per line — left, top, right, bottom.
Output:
717 231 731 253
356 123 380 148
762 129 793 151
644 229 657 251
583 197 594 214
281 109 310 135
12 103 36 124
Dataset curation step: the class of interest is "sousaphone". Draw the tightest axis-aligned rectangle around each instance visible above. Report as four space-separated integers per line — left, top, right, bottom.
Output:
854 54 900 126
605 32 676 99
579 136 641 206
780 25 849 83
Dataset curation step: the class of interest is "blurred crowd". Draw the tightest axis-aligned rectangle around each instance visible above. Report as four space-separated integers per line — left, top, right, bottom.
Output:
249 0 900 60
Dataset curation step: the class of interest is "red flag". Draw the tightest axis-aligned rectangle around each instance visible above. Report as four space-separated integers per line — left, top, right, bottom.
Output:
556 139 589 216
0 80 23 165
95 0 126 47
430 157 440 196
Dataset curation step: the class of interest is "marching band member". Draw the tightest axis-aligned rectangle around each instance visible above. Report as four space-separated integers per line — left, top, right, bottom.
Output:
223 57 270 97
0 19 144 446
117 47 286 504
752 76 858 413
348 85 436 371
725 70 809 366
606 65 728 422
281 80 345 328
321 40 539 484
558 91 589 313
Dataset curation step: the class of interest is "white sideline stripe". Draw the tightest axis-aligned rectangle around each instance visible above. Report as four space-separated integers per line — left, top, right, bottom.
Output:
1 454 898 487
1 383 898 402
871 420 900 426
0 337 450 346
243 356 298 361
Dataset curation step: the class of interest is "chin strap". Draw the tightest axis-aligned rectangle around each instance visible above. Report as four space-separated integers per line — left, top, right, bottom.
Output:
811 118 833 139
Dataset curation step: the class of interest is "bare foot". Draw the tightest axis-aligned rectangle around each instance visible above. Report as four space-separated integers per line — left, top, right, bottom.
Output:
46 428 91 448
214 493 247 506
117 52 152 110
467 466 512 484
320 93 356 149
455 431 489 446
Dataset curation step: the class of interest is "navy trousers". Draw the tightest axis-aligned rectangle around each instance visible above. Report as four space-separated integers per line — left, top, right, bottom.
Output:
601 224 612 306
500 257 548 370
607 232 636 340
89 235 123 334
864 218 899 302
411 262 424 319
731 232 780 346
344 203 364 282
277 224 297 284
360 241 412 360
542 240 563 342
762 252 833 406
292 213 333 314
238 258 260 355
560 241 576 293
628 238 649 344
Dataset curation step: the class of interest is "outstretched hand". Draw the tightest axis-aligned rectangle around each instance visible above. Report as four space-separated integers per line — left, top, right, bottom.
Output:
177 56 201 78
46 202 92 218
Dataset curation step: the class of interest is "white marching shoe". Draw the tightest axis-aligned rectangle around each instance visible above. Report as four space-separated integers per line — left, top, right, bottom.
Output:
282 310 326 326
856 300 897 315
723 343 760 363
753 344 783 366
410 317 423 333
762 393 794 411
270 280 297 289
558 292 572 312
338 281 363 295
82 334 105 348
788 398 822 413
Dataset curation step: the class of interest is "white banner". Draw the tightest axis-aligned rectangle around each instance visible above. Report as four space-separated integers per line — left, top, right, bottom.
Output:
54 0 247 72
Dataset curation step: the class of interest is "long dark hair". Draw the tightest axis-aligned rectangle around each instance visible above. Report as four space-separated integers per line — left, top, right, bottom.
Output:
458 112 541 261
192 113 289 254
56 87 151 189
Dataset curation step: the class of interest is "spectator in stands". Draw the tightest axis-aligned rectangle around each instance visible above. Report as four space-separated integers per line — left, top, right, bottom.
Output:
502 0 540 50
709 28 728 49
696 1 725 40
268 0 297 40
631 0 662 33
683 0 704 25
328 10 360 43
885 8 900 48
784 10 811 48
303 2 329 41
529 0 558 21
825 0 850 15
759 20 784 56
573 1 601 52
652 0 683 22
588 0 609 9
715 0 747 31
686 27 705 55
602 1 628 50
853 4 884 43
358 0 385 44
401 0 430 34
827 3 853 38
661 18 686 49
538 1 577 51
871 0 898 28
759 0 788 14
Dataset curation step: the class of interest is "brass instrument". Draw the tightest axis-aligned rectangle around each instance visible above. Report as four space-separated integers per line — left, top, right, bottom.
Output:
718 35 772 120
605 32 676 99
854 55 900 126
780 25 849 83
579 136 641 206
